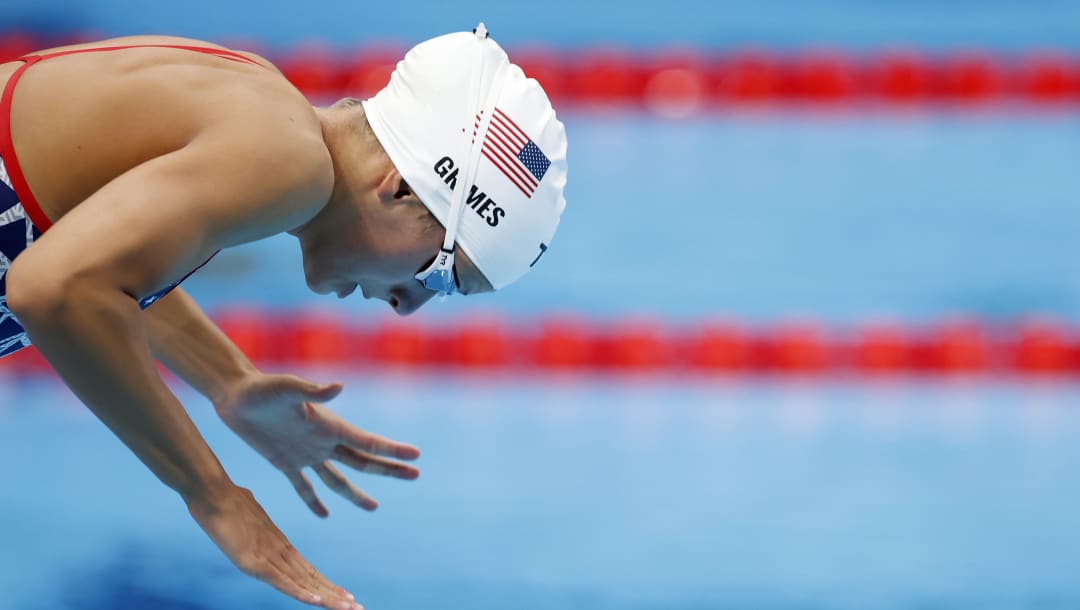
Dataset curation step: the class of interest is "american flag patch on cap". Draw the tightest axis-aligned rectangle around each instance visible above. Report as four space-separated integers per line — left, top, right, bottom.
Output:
480 108 550 198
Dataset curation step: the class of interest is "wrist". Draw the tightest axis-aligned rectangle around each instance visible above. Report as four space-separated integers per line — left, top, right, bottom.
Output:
208 362 260 408
181 470 239 509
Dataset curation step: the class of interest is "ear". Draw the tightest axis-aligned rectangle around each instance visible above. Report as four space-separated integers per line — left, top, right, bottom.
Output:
375 166 419 204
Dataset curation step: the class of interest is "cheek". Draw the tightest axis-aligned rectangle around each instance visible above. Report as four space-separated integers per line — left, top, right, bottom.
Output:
367 234 439 280
367 250 426 283
304 234 359 281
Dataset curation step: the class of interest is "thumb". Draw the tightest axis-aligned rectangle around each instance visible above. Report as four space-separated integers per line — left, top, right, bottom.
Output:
287 377 344 402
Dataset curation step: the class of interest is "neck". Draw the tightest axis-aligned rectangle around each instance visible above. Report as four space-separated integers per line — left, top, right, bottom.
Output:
288 102 388 239
288 104 356 237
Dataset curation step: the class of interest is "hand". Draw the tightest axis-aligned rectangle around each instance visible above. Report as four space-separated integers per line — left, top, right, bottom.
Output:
215 373 421 516
188 485 363 610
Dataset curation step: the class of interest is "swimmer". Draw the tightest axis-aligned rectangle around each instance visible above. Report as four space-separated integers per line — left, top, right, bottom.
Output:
0 24 566 609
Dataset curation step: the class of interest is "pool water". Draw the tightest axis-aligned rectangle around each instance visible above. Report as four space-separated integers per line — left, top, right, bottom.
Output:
3 39 1080 609
2 373 1080 610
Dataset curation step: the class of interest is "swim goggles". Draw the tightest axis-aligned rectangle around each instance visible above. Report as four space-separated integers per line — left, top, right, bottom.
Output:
414 23 503 298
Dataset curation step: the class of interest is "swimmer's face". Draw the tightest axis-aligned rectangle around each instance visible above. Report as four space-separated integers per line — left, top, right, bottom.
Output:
298 168 493 316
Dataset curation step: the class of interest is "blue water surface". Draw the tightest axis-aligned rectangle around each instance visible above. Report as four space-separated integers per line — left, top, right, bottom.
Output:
2 373 1080 610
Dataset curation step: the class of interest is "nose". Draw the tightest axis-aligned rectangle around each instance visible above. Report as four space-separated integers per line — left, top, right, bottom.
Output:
388 283 436 316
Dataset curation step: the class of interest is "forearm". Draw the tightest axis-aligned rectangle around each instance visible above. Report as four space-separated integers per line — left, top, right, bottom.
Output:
17 283 233 502
144 288 258 404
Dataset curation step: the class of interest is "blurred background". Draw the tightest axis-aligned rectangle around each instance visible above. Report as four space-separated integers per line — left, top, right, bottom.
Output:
3 1 1080 609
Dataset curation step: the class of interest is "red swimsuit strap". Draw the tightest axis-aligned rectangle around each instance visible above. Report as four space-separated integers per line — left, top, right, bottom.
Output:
0 44 263 232
17 44 263 67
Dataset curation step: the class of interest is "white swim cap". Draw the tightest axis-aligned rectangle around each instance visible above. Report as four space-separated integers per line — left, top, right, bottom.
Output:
361 23 567 291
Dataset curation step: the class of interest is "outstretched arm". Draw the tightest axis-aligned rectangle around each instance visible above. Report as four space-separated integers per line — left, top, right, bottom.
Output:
144 289 422 517
11 268 232 504
7 252 355 609
6 122 362 609
144 287 258 404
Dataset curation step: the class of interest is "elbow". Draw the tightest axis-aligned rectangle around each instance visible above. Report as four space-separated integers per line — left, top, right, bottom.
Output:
6 256 73 326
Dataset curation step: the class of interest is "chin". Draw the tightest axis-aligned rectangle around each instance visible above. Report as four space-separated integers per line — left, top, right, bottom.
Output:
305 275 334 296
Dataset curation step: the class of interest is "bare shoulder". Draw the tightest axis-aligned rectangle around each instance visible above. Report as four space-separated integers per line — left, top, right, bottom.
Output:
195 106 334 244
107 35 335 238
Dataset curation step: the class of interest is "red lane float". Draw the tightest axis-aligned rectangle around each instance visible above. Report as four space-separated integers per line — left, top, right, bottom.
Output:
529 316 592 369
850 322 910 372
5 32 1080 108
1012 319 1072 373
686 321 750 371
4 312 1079 377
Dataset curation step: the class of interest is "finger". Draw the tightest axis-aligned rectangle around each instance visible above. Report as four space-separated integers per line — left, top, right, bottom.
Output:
333 446 420 480
269 550 358 610
269 565 360 610
314 462 379 511
298 378 344 403
287 471 329 517
278 542 357 604
253 556 327 608
339 428 421 460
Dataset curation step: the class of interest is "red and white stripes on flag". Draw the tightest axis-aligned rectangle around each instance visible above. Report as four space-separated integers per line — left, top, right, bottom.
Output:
477 108 546 198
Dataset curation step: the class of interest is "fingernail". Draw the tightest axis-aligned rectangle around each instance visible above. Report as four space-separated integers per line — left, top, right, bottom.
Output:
345 592 355 601
339 602 353 610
